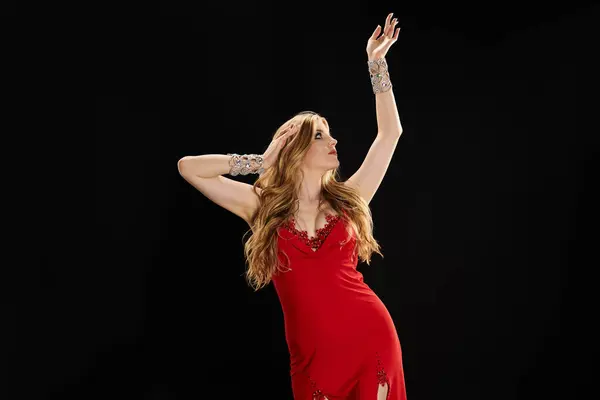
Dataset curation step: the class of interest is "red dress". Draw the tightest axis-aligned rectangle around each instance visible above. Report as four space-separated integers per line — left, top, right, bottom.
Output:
273 210 407 400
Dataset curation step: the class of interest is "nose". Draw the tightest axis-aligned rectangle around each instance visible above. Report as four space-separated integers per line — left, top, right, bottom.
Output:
329 138 337 147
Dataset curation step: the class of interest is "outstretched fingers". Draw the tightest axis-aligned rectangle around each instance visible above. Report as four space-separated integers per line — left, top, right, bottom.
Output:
386 17 398 38
370 25 382 40
383 13 392 36
393 24 401 40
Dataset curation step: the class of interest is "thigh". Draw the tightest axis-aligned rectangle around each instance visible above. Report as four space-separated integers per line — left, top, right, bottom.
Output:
355 368 387 400
354 351 406 400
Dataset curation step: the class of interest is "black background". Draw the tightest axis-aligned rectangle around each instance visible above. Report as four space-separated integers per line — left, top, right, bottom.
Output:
15 1 599 399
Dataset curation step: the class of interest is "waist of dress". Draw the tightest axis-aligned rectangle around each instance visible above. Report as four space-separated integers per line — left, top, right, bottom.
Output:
282 292 392 339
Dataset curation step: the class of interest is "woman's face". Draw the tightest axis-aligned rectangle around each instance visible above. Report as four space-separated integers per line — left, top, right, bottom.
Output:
302 118 339 171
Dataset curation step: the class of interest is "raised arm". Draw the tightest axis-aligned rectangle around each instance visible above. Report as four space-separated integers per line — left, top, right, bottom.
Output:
345 13 403 205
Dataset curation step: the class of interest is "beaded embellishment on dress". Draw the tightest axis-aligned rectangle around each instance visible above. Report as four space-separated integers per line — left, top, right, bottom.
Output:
308 374 327 400
375 351 391 399
282 213 341 252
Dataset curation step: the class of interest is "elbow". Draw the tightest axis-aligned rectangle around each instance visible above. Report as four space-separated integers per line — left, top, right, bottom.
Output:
177 157 190 176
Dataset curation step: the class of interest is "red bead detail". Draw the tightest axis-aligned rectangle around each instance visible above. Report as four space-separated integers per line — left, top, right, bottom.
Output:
375 351 390 390
308 375 327 400
283 213 341 252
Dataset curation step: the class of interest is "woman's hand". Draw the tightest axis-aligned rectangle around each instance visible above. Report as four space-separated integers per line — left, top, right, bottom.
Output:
366 12 401 61
262 123 299 170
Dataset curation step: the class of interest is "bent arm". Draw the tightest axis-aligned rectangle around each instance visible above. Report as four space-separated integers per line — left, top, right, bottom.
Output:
177 154 263 225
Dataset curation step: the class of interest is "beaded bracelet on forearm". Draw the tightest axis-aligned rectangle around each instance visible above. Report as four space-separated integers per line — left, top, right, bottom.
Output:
367 57 392 94
226 153 265 176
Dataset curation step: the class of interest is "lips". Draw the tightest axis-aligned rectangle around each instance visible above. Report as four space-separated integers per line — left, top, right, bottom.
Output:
328 150 337 155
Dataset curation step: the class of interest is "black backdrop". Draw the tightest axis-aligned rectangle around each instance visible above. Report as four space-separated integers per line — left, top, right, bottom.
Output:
18 1 599 399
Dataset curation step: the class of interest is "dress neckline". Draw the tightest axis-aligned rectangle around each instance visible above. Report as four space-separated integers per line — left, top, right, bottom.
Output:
283 212 342 252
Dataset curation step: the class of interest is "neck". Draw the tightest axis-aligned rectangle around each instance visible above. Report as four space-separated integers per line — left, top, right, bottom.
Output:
297 167 325 203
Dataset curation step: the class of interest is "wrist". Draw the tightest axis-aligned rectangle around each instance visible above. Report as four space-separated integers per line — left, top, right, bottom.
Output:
227 153 265 176
262 157 272 171
367 54 384 62
367 57 392 94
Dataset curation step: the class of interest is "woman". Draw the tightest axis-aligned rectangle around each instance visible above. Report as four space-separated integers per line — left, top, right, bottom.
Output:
178 13 405 400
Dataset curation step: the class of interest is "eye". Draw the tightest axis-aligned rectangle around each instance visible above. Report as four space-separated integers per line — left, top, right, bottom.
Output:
315 132 323 139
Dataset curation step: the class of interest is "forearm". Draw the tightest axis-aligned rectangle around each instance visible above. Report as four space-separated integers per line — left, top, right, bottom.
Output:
177 154 233 178
368 57 403 137
177 154 264 179
374 89 403 137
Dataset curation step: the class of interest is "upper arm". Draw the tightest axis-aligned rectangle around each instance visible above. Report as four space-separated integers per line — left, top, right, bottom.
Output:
344 134 401 205
179 172 261 225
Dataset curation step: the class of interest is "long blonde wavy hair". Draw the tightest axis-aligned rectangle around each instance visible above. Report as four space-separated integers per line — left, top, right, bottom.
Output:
242 111 383 291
